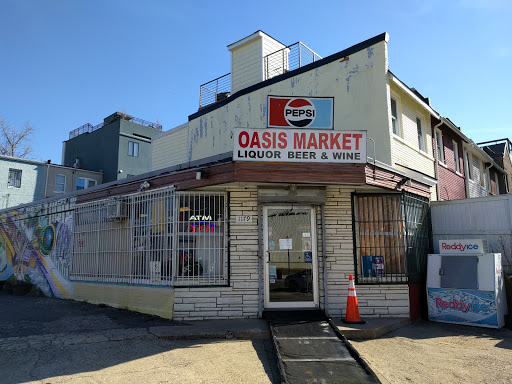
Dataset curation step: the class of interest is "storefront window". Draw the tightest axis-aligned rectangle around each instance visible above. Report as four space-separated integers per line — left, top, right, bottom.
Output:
70 189 228 286
352 192 430 284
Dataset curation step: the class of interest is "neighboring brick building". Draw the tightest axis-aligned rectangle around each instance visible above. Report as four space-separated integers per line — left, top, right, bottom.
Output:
431 117 467 201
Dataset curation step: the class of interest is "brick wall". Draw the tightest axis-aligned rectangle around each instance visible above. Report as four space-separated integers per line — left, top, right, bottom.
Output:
432 124 466 200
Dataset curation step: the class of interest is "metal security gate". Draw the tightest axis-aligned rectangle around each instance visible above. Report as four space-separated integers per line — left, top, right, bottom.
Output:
70 188 228 286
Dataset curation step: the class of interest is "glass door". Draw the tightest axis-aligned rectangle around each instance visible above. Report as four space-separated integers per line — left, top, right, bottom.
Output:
263 205 318 309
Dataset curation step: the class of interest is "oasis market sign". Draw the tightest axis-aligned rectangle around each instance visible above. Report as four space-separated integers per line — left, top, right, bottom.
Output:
233 128 366 163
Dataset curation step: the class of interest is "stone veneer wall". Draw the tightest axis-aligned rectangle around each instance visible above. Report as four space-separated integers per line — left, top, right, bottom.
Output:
173 185 410 320
173 187 260 320
323 187 410 318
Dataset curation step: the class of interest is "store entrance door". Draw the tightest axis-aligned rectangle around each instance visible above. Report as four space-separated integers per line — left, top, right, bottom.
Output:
263 205 318 309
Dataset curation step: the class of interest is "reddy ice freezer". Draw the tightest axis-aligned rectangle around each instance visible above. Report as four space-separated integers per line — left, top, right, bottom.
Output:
427 239 508 328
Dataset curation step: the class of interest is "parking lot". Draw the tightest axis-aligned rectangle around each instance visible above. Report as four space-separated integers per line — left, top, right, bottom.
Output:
351 320 512 384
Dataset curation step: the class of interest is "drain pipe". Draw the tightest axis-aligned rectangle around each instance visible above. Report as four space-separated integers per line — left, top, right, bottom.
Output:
433 119 443 200
258 202 264 318
321 205 328 317
485 162 492 193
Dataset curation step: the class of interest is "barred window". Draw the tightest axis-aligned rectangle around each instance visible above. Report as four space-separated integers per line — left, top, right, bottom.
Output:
8 168 22 188
70 188 228 287
352 192 430 284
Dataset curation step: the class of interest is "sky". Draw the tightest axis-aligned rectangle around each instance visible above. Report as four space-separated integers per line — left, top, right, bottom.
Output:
0 0 511 164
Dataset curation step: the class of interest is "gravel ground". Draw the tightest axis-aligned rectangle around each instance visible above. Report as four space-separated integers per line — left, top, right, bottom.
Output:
351 320 512 384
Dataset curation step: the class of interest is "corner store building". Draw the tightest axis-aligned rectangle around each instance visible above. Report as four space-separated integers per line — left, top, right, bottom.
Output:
0 32 435 320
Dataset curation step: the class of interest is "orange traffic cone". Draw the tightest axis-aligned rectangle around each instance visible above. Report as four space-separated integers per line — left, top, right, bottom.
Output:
343 274 365 324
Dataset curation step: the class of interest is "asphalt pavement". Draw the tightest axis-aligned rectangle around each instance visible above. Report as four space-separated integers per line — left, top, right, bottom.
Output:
0 292 281 384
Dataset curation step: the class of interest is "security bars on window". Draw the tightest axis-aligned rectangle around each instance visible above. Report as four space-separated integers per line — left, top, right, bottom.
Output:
70 189 228 286
352 192 430 284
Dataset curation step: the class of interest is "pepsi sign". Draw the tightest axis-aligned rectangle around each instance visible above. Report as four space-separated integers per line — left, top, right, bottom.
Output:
268 96 334 129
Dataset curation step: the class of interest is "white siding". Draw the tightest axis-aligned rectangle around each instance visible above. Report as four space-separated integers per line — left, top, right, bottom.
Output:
151 124 189 170
465 148 489 198
389 83 435 178
231 39 262 94
263 35 288 80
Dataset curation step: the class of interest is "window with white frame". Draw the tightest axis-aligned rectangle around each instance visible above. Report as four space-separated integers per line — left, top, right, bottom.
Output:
452 140 460 173
128 141 139 157
465 151 473 180
435 129 444 163
70 189 228 287
8 168 22 188
55 174 66 193
479 160 485 188
391 97 401 136
416 117 425 151
76 178 97 190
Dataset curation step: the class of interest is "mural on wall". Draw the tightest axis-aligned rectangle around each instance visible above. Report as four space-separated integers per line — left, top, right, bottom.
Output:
0 202 74 298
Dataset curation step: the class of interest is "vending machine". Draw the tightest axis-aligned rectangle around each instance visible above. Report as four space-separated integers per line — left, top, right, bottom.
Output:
427 239 508 328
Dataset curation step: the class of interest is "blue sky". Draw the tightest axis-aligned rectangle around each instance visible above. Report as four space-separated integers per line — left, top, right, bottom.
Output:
1 0 510 164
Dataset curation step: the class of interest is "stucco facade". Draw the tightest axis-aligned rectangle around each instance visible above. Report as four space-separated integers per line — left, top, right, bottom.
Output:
0 156 45 209
63 112 162 182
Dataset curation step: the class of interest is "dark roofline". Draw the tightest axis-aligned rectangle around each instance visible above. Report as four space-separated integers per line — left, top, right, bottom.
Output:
190 32 388 121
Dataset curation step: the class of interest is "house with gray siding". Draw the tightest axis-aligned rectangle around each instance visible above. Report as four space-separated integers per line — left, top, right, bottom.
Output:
62 112 162 183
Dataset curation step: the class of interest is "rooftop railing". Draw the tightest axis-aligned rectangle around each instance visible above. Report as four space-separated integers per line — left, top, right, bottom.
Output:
264 42 322 81
199 73 231 109
69 115 162 139
69 122 104 139
198 41 321 109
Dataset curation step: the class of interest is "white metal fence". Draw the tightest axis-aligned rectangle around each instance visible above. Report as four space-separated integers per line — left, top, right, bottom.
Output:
70 188 228 286
431 194 512 268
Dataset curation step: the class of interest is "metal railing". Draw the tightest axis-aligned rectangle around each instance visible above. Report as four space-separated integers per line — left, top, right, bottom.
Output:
69 122 104 139
70 189 228 287
264 42 322 81
199 73 231 109
69 116 162 139
198 42 321 109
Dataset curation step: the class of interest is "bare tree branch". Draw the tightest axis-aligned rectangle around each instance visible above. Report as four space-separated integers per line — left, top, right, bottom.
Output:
0 118 34 158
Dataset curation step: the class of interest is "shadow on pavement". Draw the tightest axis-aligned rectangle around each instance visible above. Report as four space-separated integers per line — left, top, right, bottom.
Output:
0 292 281 384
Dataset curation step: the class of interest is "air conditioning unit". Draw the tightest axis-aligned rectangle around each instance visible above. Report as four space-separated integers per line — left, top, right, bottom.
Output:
106 200 127 220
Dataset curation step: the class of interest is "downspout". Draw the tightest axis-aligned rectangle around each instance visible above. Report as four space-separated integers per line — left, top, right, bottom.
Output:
321 205 328 316
433 119 443 201
485 162 492 195
367 137 376 179
258 202 264 318
44 163 50 198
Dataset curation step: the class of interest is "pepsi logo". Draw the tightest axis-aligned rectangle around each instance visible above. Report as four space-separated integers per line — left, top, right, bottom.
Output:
284 99 316 128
